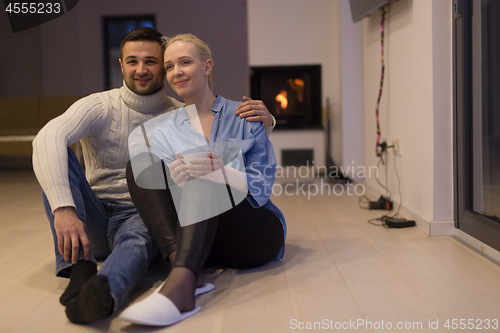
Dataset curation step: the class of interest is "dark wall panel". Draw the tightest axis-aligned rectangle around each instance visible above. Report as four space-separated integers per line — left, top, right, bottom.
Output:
0 0 248 101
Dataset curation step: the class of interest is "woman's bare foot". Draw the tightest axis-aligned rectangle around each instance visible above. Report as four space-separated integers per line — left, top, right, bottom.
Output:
158 267 197 312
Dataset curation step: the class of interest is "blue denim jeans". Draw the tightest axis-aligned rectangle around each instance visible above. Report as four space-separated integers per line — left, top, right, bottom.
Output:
42 148 160 311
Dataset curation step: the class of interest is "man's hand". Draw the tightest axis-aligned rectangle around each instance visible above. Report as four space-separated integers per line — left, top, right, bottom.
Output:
236 96 273 127
169 153 190 187
53 207 90 264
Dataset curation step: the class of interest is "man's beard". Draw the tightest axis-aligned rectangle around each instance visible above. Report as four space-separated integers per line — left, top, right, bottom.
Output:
125 76 164 96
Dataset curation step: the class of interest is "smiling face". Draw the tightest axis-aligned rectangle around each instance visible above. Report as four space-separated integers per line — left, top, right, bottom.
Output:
119 41 164 95
163 40 212 100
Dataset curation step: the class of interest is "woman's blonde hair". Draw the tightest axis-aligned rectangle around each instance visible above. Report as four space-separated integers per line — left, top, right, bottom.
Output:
162 33 214 92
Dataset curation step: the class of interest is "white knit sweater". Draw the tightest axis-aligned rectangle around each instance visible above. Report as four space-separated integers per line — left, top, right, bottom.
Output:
33 83 184 212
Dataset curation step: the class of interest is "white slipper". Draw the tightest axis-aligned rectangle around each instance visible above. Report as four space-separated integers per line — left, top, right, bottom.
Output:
119 293 200 326
195 282 215 296
154 281 215 296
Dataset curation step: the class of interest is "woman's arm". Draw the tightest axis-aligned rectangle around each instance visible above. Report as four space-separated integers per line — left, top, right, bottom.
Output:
186 103 276 199
241 122 277 208
184 152 248 193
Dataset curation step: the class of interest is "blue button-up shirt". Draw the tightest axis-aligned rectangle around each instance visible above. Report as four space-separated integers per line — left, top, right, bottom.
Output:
150 95 286 259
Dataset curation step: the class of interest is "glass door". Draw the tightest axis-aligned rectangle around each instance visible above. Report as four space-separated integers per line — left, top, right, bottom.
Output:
455 0 500 250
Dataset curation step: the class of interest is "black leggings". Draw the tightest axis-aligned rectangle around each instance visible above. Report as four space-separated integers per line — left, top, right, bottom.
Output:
126 154 283 276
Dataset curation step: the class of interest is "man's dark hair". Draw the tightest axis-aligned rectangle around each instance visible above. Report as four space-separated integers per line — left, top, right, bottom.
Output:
120 27 164 59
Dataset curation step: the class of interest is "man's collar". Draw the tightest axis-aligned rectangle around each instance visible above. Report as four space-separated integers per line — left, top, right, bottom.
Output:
119 81 172 114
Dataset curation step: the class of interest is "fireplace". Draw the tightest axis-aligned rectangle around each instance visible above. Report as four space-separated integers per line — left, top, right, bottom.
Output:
250 65 322 130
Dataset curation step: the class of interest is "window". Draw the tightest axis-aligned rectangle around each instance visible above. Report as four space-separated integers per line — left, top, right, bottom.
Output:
103 16 155 90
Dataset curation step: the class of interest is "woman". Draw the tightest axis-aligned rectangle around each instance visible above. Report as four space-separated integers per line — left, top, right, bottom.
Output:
121 33 286 326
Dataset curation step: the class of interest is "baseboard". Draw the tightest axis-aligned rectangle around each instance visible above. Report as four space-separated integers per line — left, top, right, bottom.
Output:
363 183 454 236
429 220 454 236
454 229 500 267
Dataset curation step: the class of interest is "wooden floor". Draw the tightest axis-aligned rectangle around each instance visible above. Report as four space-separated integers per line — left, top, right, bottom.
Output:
1 171 500 333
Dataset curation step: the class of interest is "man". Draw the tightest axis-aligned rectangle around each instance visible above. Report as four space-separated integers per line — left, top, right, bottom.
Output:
32 27 274 324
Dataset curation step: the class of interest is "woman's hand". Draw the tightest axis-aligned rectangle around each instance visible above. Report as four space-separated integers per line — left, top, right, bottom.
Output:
187 152 249 193
185 152 227 183
169 153 190 187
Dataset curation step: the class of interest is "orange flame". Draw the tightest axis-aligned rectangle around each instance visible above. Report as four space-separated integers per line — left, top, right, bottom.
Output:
294 78 305 87
276 90 288 109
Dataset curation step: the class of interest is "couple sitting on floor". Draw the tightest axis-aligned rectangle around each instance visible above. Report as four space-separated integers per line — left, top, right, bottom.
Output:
33 27 286 327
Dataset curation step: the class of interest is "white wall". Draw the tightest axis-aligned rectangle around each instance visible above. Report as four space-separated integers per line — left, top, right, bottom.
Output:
431 0 453 224
361 0 453 234
340 0 364 183
247 0 341 167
